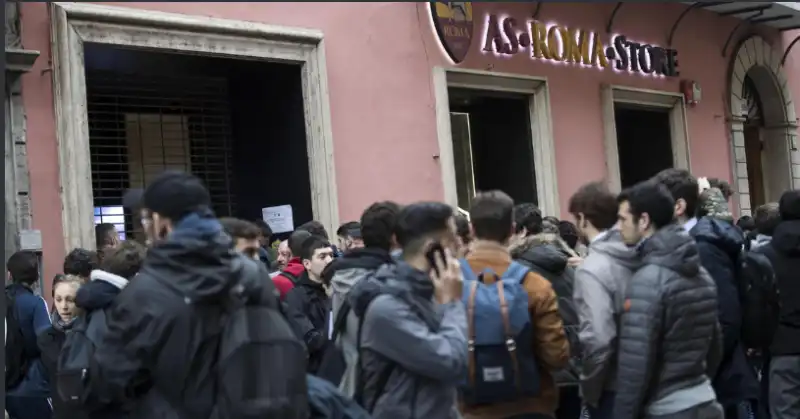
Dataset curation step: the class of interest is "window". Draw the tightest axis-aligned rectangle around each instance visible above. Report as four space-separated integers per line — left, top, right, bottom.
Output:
94 206 126 241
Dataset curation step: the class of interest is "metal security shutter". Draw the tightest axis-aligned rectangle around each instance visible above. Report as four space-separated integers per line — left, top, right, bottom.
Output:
87 71 235 238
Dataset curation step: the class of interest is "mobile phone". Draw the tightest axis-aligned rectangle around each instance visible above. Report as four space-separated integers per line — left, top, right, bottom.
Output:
425 242 446 276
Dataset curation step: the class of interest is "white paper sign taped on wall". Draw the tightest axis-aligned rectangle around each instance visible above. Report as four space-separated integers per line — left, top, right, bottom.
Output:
261 204 294 234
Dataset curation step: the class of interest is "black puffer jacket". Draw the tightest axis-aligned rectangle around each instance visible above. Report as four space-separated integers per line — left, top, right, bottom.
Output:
511 234 579 387
38 319 86 419
87 212 279 419
285 272 331 374
691 217 759 406
766 219 800 355
614 224 723 419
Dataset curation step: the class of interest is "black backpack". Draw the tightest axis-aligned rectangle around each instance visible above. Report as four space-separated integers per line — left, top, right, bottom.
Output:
56 310 108 407
736 247 780 350
213 256 309 419
5 289 30 389
521 261 581 385
316 303 350 386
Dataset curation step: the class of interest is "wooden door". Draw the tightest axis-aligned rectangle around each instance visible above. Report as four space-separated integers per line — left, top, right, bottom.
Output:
744 125 766 210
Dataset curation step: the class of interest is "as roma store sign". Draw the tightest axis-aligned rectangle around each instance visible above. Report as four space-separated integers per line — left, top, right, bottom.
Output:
429 2 680 77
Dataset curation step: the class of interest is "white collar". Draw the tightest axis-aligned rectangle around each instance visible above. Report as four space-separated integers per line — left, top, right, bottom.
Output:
591 230 610 244
89 269 130 290
683 217 698 232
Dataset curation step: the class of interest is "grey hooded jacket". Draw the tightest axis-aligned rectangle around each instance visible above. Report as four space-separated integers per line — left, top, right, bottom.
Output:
326 248 395 396
613 224 724 419
573 229 639 407
348 262 468 419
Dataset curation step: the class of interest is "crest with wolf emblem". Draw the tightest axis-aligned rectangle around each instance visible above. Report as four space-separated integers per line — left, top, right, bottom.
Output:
430 2 474 64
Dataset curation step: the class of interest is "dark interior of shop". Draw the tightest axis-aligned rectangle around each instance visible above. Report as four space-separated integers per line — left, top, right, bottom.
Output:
83 44 311 240
614 105 673 189
449 88 538 206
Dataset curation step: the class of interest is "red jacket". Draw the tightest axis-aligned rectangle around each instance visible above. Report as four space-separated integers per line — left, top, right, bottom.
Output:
272 257 304 300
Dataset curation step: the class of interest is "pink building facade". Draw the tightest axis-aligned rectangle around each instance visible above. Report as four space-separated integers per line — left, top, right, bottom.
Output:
6 2 800 291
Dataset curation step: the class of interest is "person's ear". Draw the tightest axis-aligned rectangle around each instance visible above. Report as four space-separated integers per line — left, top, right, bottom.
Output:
639 213 652 232
302 259 311 270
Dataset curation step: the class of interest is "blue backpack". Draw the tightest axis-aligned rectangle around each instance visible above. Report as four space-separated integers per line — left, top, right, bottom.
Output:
458 260 540 406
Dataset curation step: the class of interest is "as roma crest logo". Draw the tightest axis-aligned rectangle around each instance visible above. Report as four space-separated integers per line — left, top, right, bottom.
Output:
430 2 474 64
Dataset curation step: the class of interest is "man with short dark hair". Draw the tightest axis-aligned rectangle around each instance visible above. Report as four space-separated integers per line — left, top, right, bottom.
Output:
86 171 290 417
285 235 335 373
652 169 756 418
298 220 330 240
219 217 263 260
462 191 569 418
763 190 800 419
325 201 400 395
6 251 51 419
336 221 364 251
348 202 467 417
567 181 639 418
614 182 723 419
513 203 543 238
752 202 780 250
63 248 100 281
95 223 120 261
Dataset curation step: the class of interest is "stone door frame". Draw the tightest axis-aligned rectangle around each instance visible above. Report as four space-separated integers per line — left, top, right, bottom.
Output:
728 35 799 216
50 2 339 250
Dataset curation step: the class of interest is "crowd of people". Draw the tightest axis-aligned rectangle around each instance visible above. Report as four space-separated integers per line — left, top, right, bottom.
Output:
4 168 799 419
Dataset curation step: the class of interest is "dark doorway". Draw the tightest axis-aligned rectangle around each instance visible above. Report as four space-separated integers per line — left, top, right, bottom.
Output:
448 88 537 209
83 44 310 240
614 105 673 188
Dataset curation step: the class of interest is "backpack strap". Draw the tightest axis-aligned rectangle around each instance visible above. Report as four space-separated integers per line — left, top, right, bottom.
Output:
281 270 300 284
330 301 351 343
459 258 479 282
466 281 479 387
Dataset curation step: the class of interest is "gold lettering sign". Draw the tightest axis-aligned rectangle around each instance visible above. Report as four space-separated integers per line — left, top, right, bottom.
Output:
479 15 680 77
520 21 608 69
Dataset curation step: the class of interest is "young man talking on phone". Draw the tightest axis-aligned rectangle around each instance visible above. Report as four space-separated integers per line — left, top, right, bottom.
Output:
347 202 468 418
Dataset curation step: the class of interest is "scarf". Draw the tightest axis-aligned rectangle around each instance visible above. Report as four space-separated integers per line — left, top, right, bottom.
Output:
50 309 76 332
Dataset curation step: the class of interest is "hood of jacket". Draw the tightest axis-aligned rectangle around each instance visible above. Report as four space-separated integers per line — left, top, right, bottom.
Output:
771 219 800 256
691 216 744 258
281 257 306 279
139 211 240 302
326 248 395 295
589 229 640 270
75 269 130 312
641 224 701 277
510 233 571 274
750 234 772 250
347 262 438 329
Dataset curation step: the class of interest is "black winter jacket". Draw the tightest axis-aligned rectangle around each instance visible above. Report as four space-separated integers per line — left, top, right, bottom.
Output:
75 270 138 419
87 213 280 419
38 322 87 419
691 217 760 405
765 219 800 355
285 272 330 374
614 224 723 419
511 236 580 387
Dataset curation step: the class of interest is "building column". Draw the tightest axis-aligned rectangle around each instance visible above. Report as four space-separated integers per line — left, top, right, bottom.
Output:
729 116 751 216
5 2 40 261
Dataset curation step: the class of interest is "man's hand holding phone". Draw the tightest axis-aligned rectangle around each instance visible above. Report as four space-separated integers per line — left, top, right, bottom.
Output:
430 248 463 304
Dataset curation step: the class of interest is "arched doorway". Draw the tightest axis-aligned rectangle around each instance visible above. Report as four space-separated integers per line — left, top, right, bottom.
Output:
729 36 799 216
